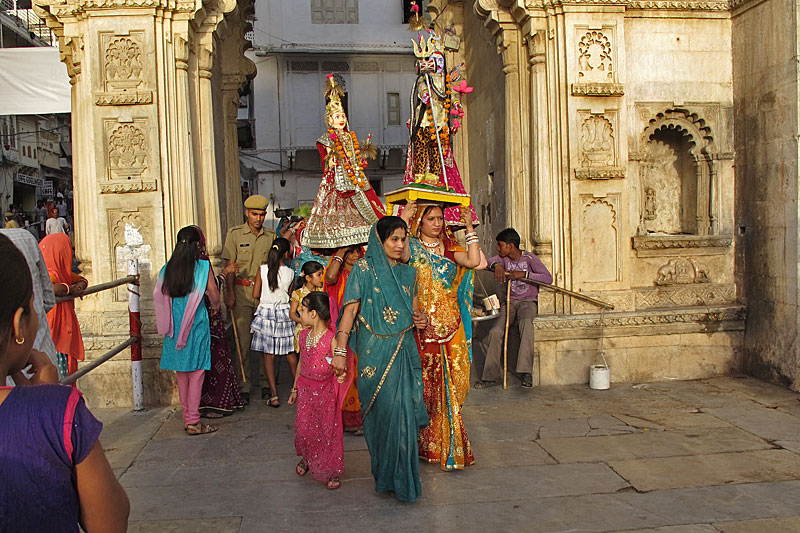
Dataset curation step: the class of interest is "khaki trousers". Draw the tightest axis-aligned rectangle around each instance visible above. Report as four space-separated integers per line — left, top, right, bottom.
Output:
481 300 538 383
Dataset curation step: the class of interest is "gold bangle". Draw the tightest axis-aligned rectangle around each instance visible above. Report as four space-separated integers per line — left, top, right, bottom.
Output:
61 282 71 295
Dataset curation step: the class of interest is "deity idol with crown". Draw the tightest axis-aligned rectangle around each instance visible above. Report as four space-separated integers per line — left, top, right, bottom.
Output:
301 75 385 249
403 29 477 227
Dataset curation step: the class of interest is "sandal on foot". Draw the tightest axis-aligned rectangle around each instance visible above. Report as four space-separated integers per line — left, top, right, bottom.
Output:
267 396 280 408
296 459 309 477
186 423 217 436
521 373 533 388
326 476 341 490
474 380 498 389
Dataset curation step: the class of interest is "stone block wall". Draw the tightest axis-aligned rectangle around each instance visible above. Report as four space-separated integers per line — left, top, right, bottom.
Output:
733 0 800 389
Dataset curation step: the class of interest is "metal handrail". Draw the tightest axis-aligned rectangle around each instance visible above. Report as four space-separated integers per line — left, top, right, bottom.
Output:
60 336 138 385
518 278 614 310
55 275 138 303
56 264 144 410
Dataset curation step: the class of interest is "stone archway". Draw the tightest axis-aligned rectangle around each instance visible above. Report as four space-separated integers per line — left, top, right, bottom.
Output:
31 0 257 406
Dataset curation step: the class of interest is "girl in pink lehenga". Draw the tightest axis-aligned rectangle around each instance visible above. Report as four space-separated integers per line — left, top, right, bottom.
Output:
288 292 353 490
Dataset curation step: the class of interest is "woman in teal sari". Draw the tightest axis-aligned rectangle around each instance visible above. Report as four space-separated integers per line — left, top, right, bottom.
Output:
334 216 429 502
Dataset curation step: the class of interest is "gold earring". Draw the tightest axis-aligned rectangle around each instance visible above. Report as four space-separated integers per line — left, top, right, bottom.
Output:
15 337 24 345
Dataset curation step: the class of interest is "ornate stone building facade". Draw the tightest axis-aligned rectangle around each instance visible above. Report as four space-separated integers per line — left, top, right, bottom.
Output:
32 0 256 405
26 0 800 405
427 0 788 387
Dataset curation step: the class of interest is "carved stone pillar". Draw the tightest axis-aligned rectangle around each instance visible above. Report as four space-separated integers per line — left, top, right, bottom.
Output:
33 0 251 407
196 36 223 257
526 29 553 259
497 28 532 248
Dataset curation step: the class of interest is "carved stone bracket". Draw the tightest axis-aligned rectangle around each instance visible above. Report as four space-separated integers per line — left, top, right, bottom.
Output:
571 83 624 97
632 235 732 257
574 168 625 180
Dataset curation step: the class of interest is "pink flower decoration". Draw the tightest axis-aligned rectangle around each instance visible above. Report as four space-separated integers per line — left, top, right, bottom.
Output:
327 73 333 79
411 3 419 13
452 80 474 94
452 119 461 131
329 133 337 140
450 109 459 116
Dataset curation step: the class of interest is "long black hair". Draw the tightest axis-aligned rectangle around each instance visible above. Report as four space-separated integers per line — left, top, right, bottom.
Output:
376 216 408 243
162 226 202 298
302 291 331 323
267 237 291 292
0 234 34 357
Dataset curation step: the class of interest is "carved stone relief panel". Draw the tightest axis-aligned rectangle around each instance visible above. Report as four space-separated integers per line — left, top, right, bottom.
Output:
635 284 735 310
572 26 623 97
580 194 621 283
102 118 157 193
96 31 153 105
654 257 710 285
109 207 154 302
575 111 624 180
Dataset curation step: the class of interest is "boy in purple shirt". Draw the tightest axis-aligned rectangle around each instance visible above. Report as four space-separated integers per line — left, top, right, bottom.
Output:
476 228 552 389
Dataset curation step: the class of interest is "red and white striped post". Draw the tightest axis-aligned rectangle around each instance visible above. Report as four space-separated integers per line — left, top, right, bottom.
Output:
128 258 144 411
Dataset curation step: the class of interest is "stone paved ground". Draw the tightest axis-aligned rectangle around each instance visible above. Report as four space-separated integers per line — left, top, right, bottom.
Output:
95 372 800 533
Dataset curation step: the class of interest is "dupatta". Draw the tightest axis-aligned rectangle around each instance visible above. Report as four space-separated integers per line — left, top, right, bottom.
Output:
153 259 209 350
39 233 84 361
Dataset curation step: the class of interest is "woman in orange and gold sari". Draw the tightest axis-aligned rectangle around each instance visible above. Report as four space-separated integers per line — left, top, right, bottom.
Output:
324 245 365 434
401 202 482 470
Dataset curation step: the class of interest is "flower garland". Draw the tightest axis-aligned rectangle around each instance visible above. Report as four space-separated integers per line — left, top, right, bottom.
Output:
426 74 452 147
328 129 369 190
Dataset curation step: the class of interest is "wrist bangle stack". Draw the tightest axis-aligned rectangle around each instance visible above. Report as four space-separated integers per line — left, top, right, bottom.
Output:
61 282 71 295
465 231 479 246
332 256 344 264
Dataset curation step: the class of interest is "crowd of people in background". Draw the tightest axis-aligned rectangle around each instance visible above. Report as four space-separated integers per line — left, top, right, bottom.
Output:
2 189 74 242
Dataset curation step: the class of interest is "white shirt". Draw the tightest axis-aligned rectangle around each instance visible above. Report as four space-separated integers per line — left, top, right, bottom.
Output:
46 217 66 235
258 264 294 305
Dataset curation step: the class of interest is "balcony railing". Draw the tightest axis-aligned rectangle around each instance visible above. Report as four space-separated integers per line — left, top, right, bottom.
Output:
1 0 56 46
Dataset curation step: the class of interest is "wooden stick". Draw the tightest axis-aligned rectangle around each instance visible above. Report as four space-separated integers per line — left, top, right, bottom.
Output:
503 280 511 390
229 312 247 383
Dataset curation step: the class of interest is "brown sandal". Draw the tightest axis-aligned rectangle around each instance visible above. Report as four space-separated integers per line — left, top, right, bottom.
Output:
185 423 217 436
296 459 309 477
326 476 341 490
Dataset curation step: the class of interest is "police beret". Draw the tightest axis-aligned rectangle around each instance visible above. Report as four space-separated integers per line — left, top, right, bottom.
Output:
243 194 269 210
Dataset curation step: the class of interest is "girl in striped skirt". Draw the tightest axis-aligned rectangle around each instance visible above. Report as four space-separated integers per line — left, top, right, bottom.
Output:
251 237 296 408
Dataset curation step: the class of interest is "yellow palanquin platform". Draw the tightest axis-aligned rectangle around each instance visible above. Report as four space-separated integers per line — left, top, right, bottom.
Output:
385 184 471 214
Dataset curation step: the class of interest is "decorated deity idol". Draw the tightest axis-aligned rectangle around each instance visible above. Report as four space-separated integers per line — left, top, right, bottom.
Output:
301 75 385 249
403 30 477 227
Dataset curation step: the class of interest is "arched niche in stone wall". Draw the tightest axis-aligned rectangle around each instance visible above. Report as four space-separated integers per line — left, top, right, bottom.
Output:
639 109 716 237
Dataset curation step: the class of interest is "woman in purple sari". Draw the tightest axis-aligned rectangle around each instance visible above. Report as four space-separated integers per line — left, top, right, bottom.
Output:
193 226 245 417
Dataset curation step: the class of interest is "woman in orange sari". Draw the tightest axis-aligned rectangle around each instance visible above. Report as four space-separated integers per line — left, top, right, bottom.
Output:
401 202 482 470
39 233 87 379
324 245 364 433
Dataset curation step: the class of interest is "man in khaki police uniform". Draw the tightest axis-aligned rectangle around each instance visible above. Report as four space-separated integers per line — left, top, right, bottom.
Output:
222 194 276 405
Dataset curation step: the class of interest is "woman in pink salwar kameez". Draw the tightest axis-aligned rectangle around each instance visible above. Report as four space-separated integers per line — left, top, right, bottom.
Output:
288 291 353 490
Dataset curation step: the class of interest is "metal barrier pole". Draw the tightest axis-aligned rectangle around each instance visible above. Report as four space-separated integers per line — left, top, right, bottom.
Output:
128 259 144 411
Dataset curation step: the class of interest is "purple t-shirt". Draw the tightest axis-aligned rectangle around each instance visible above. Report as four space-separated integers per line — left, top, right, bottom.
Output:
487 252 553 302
0 384 103 532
